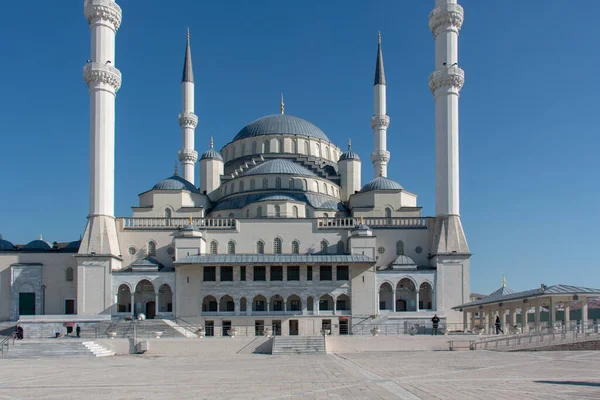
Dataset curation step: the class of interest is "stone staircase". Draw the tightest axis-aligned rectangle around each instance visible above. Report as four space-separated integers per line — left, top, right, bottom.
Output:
4 341 114 358
100 319 186 339
272 336 325 355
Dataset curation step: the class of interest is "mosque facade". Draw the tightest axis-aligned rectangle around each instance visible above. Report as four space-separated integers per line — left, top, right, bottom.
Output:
0 0 470 336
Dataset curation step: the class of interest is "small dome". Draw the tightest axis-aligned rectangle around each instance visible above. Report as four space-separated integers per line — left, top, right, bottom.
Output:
391 255 416 266
339 149 360 161
360 176 403 192
233 114 329 142
200 148 223 161
243 159 317 177
23 239 52 250
0 239 16 251
353 223 371 231
152 175 199 193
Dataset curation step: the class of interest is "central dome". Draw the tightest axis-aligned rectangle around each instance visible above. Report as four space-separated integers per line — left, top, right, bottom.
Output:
244 159 317 177
233 114 330 142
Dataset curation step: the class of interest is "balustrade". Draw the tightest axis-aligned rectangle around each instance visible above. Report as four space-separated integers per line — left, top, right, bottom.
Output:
317 217 426 229
120 217 237 229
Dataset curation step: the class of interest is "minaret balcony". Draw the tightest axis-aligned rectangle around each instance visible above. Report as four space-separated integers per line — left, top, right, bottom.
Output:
178 112 198 129
428 66 464 95
370 115 390 130
178 149 199 164
429 3 464 36
84 0 122 30
83 62 122 92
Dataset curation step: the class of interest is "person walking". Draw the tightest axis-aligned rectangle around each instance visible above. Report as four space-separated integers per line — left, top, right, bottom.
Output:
495 315 504 334
76 325 81 338
431 314 440 335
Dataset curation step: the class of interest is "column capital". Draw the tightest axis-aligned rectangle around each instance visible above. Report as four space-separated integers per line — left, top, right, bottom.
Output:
84 0 122 31
429 3 464 37
83 62 122 93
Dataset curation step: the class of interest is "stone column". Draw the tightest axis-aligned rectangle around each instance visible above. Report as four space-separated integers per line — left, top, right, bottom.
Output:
534 303 541 333
415 291 420 312
564 303 571 331
155 293 160 315
462 310 468 333
550 298 556 329
478 308 483 332
581 297 588 332
522 306 528 332
392 291 396 312
333 297 337 315
500 308 506 334
130 292 135 316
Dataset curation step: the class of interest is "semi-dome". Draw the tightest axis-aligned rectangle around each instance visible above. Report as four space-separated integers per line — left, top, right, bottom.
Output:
233 114 330 142
23 239 52 250
360 176 403 192
243 159 317 177
0 239 16 251
390 255 417 266
152 175 199 193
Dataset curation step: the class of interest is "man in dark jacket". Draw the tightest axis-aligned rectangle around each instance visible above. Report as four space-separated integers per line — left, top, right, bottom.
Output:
431 314 440 335
495 316 504 334
76 325 81 338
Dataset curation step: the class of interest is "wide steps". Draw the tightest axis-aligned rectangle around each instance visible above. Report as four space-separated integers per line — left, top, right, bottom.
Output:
4 341 114 358
272 336 325 355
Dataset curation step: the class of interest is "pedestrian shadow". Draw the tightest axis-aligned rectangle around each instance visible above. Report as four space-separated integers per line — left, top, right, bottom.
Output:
536 381 600 387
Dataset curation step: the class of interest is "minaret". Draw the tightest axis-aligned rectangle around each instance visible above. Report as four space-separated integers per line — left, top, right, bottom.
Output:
370 32 390 178
178 29 199 185
339 139 362 201
80 0 122 257
429 0 469 252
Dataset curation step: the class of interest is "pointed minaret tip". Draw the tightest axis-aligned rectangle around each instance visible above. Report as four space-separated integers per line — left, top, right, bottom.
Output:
280 93 285 114
374 32 386 86
210 137 214 149
182 28 194 83
502 274 506 288
348 139 352 150
174 162 179 176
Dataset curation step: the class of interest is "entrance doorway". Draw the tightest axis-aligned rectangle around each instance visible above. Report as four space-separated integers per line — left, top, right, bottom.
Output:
339 319 349 335
145 301 156 319
205 320 214 336
289 320 299 336
19 293 35 316
322 319 331 332
223 320 232 336
254 320 264 336
272 320 281 336
396 299 407 312
65 299 75 315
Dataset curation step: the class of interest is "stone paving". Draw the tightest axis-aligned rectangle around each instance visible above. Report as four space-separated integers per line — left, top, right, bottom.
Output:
0 351 599 399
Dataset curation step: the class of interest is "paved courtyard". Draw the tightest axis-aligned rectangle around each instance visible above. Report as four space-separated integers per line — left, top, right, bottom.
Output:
0 351 599 399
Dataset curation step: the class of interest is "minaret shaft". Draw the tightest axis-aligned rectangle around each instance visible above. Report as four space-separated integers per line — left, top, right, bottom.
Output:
370 35 390 178
178 34 199 184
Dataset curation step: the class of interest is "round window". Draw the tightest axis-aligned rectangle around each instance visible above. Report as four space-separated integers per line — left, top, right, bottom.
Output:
415 246 423 254
378 246 386 254
128 246 136 255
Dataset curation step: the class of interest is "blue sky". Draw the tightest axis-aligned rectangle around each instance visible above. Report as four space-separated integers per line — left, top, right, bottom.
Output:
0 1 598 294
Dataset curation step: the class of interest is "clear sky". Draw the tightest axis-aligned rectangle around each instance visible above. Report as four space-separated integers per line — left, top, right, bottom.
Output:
0 1 598 294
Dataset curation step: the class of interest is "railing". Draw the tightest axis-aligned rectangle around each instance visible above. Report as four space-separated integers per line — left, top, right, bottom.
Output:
0 331 17 356
121 217 237 230
352 322 464 336
317 217 427 229
473 323 600 351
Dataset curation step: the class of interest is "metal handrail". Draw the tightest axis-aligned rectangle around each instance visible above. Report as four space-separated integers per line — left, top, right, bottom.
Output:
0 331 17 356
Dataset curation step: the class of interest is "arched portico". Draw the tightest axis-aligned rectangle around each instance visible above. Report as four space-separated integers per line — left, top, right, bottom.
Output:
419 282 433 310
396 278 417 312
379 282 394 311
158 284 173 314
117 284 132 314
134 279 156 318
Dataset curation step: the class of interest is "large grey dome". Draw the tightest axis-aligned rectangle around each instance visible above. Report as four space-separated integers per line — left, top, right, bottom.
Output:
243 159 317 177
233 114 329 142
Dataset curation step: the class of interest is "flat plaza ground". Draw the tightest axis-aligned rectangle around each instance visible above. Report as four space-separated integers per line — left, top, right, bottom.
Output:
1 351 599 399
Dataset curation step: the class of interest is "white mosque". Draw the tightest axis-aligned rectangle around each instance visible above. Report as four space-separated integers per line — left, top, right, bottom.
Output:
0 0 471 336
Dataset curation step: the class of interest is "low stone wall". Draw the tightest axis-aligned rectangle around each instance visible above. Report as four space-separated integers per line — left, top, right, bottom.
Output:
325 335 465 353
96 337 273 355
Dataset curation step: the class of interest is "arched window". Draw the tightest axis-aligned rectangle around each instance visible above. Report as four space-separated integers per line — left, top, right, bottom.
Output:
148 241 157 256
277 139 283 153
315 144 321 158
396 240 405 256
291 140 297 153
257 206 263 218
165 208 172 218
323 213 329 218
315 181 320 193
385 207 392 218
320 240 328 254
337 240 344 254
66 267 74 282
256 240 265 254
289 178 294 189
273 237 282 254
263 141 269 153
250 179 255 190
252 141 257 154
326 146 331 160
292 206 298 218
263 178 268 189
276 177 281 189
292 240 300 254
323 183 328 195
239 181 244 192
304 141 310 155
227 241 235 254
302 179 308 191
274 205 281 217
210 241 218 255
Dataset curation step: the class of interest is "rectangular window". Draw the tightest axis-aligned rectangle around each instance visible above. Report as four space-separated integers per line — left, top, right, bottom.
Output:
203 266 216 281
287 266 300 281
336 266 349 281
240 266 246 281
320 265 332 281
307 266 312 281
271 266 283 281
254 266 266 281
221 266 233 281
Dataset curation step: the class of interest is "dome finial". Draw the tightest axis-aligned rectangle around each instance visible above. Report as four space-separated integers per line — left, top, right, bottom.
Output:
280 93 285 114
174 162 179 176
502 274 506 288
40 234 43 240
189 215 193 225
359 215 364 224
210 137 214 149
348 138 352 150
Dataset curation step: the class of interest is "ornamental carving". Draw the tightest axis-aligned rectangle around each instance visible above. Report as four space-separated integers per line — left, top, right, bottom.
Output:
178 149 199 163
370 115 390 130
429 4 464 37
428 67 465 94
83 63 122 92
178 112 199 129
84 0 122 31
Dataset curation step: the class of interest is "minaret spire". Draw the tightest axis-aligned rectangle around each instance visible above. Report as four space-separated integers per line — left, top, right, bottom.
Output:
370 32 390 178
178 28 199 184
280 93 285 114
